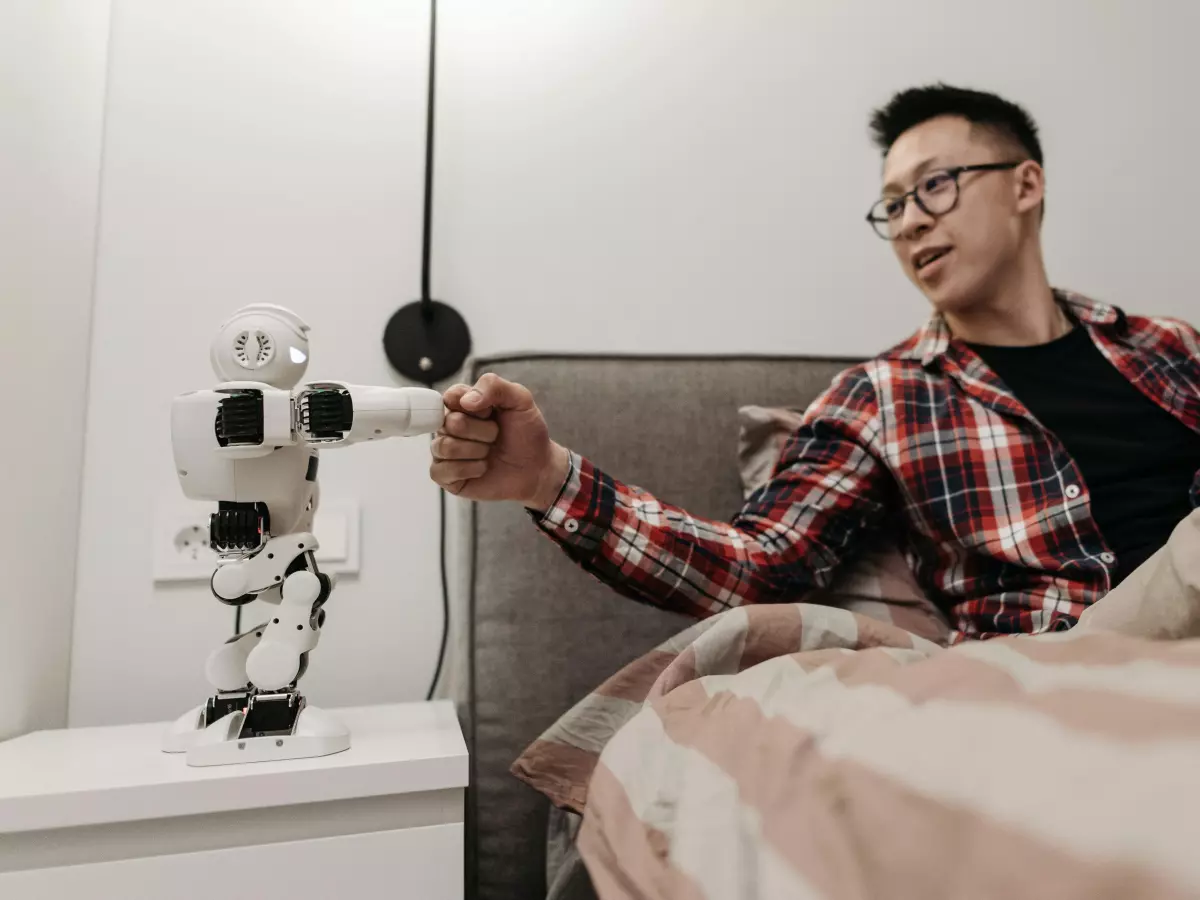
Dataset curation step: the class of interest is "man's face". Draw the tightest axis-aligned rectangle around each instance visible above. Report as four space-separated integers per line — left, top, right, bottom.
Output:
880 115 1035 314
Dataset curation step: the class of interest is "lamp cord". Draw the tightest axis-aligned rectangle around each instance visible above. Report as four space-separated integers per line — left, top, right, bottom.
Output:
425 486 451 701
419 0 437 315
421 0 450 702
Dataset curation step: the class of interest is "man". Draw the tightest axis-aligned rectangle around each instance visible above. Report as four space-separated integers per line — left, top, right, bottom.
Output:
429 84 1200 641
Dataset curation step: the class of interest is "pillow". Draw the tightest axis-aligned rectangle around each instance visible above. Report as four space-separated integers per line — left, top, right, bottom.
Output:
1076 508 1200 640
737 404 950 645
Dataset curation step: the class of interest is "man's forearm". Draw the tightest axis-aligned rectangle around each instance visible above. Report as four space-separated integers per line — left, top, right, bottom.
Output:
525 441 572 515
529 452 833 619
526 369 890 619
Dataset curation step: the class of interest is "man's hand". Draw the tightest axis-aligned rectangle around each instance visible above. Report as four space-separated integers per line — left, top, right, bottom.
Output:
430 374 570 512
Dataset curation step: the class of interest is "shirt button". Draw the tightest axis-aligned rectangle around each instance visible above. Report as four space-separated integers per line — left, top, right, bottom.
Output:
1100 551 1116 565
1064 484 1082 500
564 518 579 534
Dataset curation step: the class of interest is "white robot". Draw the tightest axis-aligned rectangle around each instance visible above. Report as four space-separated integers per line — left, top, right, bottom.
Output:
162 304 444 766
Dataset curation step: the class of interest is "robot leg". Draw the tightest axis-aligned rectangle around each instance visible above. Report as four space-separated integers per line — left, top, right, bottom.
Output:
183 562 345 765
245 566 331 691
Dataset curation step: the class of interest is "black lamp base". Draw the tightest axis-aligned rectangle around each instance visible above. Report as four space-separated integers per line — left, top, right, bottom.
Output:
383 300 472 385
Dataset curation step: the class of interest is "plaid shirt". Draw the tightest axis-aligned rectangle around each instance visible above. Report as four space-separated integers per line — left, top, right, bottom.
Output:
535 292 1200 641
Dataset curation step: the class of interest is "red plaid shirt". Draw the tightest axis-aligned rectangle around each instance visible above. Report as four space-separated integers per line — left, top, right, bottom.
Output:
535 292 1200 641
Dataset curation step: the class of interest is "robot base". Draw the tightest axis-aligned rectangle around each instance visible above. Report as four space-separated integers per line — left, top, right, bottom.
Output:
162 696 350 766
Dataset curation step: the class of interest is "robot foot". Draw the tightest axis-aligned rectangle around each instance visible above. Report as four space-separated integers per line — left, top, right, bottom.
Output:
184 692 350 767
161 689 253 753
238 689 305 738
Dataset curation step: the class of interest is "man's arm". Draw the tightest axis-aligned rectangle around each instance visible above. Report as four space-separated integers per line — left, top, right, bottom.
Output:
529 379 892 618
430 371 893 619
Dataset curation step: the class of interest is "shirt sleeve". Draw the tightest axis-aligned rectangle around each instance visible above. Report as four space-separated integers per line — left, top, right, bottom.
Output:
531 369 894 619
1165 317 1200 358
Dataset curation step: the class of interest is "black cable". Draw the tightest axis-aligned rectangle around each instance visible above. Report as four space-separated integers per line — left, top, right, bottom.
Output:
419 0 437 312
421 0 449 702
425 483 451 701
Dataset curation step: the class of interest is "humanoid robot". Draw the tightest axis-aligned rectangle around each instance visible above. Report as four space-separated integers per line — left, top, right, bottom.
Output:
162 304 444 766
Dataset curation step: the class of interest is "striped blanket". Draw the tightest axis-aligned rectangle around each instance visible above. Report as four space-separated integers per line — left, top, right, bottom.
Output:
512 603 1200 900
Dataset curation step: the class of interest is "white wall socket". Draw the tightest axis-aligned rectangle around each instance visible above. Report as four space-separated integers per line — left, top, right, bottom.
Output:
153 498 360 583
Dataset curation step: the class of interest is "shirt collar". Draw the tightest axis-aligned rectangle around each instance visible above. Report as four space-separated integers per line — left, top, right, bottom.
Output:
910 289 1124 369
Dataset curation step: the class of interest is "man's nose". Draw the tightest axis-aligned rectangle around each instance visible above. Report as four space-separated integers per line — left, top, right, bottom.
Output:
896 196 934 242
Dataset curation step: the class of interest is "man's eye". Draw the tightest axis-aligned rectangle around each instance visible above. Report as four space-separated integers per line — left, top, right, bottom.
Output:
884 198 906 219
923 172 954 193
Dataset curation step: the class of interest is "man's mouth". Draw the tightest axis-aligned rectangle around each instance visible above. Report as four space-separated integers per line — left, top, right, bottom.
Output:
913 247 952 273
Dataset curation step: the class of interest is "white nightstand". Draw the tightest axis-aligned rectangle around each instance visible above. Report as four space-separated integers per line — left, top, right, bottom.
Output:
0 701 468 900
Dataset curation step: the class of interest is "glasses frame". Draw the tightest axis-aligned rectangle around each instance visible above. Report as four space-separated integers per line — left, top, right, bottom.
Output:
866 161 1024 240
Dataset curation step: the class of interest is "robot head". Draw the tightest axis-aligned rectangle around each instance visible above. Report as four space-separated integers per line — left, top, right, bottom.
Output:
210 304 311 389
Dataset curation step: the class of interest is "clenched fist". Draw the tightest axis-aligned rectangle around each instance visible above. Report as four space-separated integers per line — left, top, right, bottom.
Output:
430 374 570 512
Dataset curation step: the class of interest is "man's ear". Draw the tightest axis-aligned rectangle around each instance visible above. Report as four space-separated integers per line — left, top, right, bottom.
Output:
1014 160 1045 215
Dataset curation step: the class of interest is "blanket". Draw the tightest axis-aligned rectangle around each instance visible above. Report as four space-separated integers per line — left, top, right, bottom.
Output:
512 603 1200 900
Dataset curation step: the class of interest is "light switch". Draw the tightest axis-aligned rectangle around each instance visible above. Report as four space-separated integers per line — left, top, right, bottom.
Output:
312 503 360 574
314 511 349 562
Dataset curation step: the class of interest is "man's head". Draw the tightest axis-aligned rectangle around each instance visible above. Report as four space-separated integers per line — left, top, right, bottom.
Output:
868 84 1046 316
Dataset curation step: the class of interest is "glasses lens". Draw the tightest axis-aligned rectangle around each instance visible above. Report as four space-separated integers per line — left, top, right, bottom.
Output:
916 170 958 216
867 199 897 240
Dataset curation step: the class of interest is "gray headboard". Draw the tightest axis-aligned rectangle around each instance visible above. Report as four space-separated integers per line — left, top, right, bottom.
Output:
459 353 856 899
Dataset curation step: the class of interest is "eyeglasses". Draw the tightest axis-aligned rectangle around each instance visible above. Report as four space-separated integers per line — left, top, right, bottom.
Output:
866 161 1024 240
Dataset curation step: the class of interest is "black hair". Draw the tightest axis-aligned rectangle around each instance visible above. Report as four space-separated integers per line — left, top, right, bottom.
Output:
869 83 1043 166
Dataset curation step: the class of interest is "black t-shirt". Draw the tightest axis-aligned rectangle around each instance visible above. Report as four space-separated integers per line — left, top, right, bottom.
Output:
969 325 1200 587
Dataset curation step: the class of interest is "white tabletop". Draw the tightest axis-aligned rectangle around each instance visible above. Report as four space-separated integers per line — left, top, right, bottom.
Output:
0 701 468 834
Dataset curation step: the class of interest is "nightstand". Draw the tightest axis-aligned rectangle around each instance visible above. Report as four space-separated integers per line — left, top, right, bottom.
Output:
0 701 468 899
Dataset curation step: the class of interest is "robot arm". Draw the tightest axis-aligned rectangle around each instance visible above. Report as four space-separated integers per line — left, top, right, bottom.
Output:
297 382 444 445
173 382 443 602
197 302 444 448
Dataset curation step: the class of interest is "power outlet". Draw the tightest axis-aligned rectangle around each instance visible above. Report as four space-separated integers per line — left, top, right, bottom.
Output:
173 524 211 561
152 500 360 583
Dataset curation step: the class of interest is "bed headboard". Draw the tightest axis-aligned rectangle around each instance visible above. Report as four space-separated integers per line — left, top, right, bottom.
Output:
453 352 856 899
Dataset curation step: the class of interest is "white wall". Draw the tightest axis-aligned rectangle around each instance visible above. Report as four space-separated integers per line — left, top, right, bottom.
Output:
0 1 111 740
69 0 1200 725
68 0 438 726
436 0 1199 356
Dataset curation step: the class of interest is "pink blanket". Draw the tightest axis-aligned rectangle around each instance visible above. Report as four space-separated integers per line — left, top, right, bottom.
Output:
513 603 1200 899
